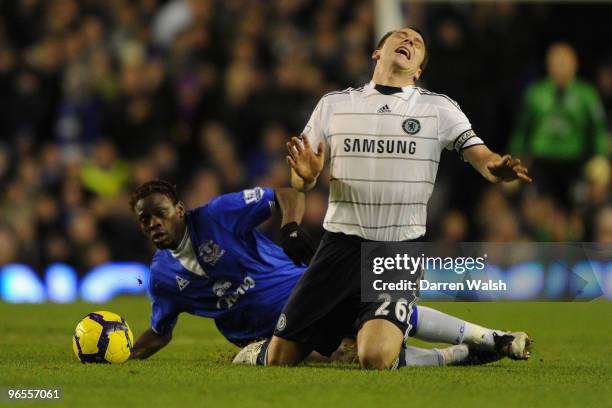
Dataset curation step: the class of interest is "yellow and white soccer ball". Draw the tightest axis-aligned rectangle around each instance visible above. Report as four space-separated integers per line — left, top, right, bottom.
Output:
72 311 134 364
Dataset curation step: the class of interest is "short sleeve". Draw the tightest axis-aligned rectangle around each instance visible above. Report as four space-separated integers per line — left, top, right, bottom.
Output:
301 97 329 152
205 187 276 235
150 296 180 335
147 260 180 335
438 102 484 159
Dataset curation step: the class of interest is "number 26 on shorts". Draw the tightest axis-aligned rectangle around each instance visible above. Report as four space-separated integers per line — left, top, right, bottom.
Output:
374 293 410 323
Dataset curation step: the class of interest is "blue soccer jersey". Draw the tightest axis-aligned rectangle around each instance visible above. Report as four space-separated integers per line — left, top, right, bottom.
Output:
147 187 304 346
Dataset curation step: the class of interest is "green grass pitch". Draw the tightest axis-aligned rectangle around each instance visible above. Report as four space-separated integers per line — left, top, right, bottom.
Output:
1 297 611 407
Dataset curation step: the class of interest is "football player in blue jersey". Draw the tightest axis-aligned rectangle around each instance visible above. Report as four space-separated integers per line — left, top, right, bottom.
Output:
129 180 531 365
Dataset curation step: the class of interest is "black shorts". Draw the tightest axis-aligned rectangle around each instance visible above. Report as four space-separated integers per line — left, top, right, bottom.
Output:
273 231 420 357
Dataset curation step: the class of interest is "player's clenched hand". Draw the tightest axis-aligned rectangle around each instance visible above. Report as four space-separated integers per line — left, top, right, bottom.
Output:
487 155 533 183
286 135 325 183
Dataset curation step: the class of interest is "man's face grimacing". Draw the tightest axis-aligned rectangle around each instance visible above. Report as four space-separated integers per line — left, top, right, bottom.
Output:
134 193 186 250
372 28 426 81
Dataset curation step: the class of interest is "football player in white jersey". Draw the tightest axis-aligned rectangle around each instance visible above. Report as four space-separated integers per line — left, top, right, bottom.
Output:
236 27 532 369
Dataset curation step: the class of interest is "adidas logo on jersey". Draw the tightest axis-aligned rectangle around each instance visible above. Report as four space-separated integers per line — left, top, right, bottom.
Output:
377 104 391 113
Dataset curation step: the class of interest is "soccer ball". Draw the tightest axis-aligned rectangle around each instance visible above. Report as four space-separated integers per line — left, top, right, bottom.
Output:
72 311 134 364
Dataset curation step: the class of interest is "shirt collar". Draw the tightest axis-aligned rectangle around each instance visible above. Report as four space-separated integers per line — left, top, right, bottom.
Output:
365 80 415 98
171 227 190 256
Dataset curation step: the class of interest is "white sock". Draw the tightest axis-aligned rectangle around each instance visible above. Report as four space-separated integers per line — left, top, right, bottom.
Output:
402 346 444 367
413 305 506 351
401 345 469 367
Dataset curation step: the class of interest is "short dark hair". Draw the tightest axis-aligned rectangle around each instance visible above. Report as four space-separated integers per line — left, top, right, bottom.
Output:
376 28 428 71
129 180 180 211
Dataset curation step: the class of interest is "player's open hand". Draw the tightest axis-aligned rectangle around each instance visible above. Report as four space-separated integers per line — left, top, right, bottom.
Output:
487 155 532 183
286 135 325 183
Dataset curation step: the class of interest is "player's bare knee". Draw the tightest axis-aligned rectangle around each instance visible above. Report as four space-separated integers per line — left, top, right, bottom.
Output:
358 346 397 370
357 320 403 369
266 352 287 366
266 340 290 366
266 337 302 366
357 338 399 370
266 349 296 366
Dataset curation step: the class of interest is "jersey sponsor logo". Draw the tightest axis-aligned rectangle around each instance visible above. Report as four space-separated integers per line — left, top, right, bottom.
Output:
276 313 287 332
176 275 190 291
212 279 232 297
343 138 416 154
215 276 256 309
198 240 225 266
453 129 476 152
243 187 264 204
402 118 421 134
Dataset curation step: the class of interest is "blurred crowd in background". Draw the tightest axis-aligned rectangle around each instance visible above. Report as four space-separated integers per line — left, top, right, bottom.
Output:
0 0 611 274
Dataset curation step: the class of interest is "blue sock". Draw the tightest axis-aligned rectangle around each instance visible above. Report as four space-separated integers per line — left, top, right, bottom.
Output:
408 304 418 336
396 345 408 368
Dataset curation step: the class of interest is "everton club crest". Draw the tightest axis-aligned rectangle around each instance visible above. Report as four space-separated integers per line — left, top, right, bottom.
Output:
198 240 225 266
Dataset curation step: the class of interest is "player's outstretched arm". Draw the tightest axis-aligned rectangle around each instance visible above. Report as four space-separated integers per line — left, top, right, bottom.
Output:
274 187 305 227
130 329 172 360
286 135 325 192
463 145 532 184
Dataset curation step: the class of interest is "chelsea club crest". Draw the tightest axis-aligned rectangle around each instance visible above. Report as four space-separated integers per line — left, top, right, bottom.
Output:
402 118 421 135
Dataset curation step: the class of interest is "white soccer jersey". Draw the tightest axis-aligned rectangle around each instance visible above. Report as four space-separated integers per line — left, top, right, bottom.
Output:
302 80 484 241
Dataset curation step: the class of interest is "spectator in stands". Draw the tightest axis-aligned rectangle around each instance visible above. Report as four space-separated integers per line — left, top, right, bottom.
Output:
80 139 130 198
510 43 610 208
